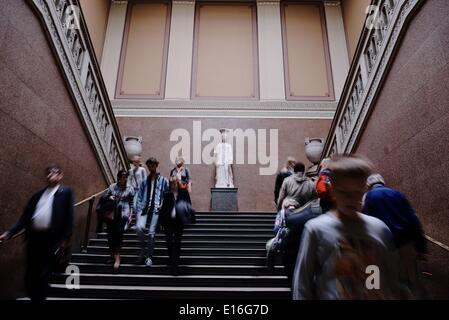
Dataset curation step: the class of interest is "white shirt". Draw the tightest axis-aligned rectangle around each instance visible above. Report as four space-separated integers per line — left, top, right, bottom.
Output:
32 185 60 231
149 178 155 201
128 166 147 190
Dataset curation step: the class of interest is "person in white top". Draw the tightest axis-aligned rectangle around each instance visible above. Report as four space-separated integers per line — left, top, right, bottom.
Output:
0 164 74 300
126 155 146 230
169 156 192 192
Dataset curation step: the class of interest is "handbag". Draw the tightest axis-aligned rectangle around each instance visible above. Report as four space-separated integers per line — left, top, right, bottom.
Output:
175 200 196 226
96 193 118 223
269 209 290 253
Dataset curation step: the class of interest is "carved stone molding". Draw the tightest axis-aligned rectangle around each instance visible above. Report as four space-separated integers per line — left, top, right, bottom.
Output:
173 0 195 5
29 0 129 183
324 1 341 7
322 0 424 158
112 99 338 119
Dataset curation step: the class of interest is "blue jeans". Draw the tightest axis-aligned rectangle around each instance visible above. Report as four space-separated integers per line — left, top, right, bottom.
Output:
136 211 159 258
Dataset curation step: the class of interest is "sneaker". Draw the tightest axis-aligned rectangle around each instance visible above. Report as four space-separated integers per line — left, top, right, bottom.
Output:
145 257 153 267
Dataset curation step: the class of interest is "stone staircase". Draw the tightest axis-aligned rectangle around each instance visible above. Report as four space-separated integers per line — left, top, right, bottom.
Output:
48 212 291 299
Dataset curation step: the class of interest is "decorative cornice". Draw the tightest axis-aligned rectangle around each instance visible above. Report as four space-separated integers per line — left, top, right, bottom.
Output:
324 1 341 7
256 1 281 6
112 100 337 119
322 0 424 158
172 0 195 5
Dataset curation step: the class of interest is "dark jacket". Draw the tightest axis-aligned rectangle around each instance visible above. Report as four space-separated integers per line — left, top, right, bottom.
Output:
274 168 292 203
8 186 75 246
159 189 195 228
284 199 322 257
363 184 427 253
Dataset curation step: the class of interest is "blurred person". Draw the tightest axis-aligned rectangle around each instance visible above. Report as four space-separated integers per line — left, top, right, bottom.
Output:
104 170 134 271
127 155 147 230
159 176 195 276
135 157 169 267
273 157 296 205
283 197 323 287
277 161 316 210
266 198 299 271
292 155 399 300
0 164 74 300
363 173 429 298
170 156 192 192
315 157 335 213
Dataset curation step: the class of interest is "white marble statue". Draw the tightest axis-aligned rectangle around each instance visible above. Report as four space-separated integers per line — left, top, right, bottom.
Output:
214 129 234 188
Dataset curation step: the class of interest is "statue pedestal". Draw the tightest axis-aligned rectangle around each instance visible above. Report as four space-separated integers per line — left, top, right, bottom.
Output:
210 188 238 212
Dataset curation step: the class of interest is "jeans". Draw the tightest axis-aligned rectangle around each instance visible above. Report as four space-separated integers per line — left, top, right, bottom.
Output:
136 210 159 258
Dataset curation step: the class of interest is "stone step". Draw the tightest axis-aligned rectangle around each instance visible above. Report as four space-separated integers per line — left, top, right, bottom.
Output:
48 284 290 299
86 246 266 256
184 223 274 229
71 253 271 266
89 239 268 249
52 273 289 287
195 212 276 217
96 233 273 241
68 262 285 276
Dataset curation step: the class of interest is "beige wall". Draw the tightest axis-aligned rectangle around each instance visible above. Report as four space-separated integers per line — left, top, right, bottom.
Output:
341 0 372 63
116 117 332 211
79 0 110 62
193 4 257 98
283 3 331 99
118 3 170 97
0 0 108 298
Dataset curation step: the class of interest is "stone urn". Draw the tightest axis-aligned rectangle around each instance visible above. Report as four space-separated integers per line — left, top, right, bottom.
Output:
123 136 142 161
305 138 324 164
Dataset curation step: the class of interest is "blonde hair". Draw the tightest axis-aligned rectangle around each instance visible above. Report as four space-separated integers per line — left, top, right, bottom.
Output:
175 156 185 166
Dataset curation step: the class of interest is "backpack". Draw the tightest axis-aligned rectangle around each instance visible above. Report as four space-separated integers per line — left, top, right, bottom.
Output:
269 209 290 253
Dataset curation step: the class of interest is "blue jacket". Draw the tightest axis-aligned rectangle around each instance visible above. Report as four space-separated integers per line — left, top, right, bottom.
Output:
363 184 427 253
136 174 169 217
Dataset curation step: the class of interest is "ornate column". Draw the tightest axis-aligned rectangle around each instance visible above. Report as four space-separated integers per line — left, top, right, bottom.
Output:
100 0 128 99
324 0 350 101
257 0 286 100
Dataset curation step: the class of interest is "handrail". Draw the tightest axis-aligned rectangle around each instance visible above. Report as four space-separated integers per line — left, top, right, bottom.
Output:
321 0 425 158
79 188 108 252
0 188 108 247
28 0 129 183
75 188 108 207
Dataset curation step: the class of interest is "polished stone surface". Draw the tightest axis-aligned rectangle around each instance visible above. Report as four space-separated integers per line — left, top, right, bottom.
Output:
210 188 238 212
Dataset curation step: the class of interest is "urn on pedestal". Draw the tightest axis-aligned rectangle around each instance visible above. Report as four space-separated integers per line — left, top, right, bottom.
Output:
123 136 142 161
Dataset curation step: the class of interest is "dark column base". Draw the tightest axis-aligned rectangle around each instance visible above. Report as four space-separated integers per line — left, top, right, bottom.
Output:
210 188 238 212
